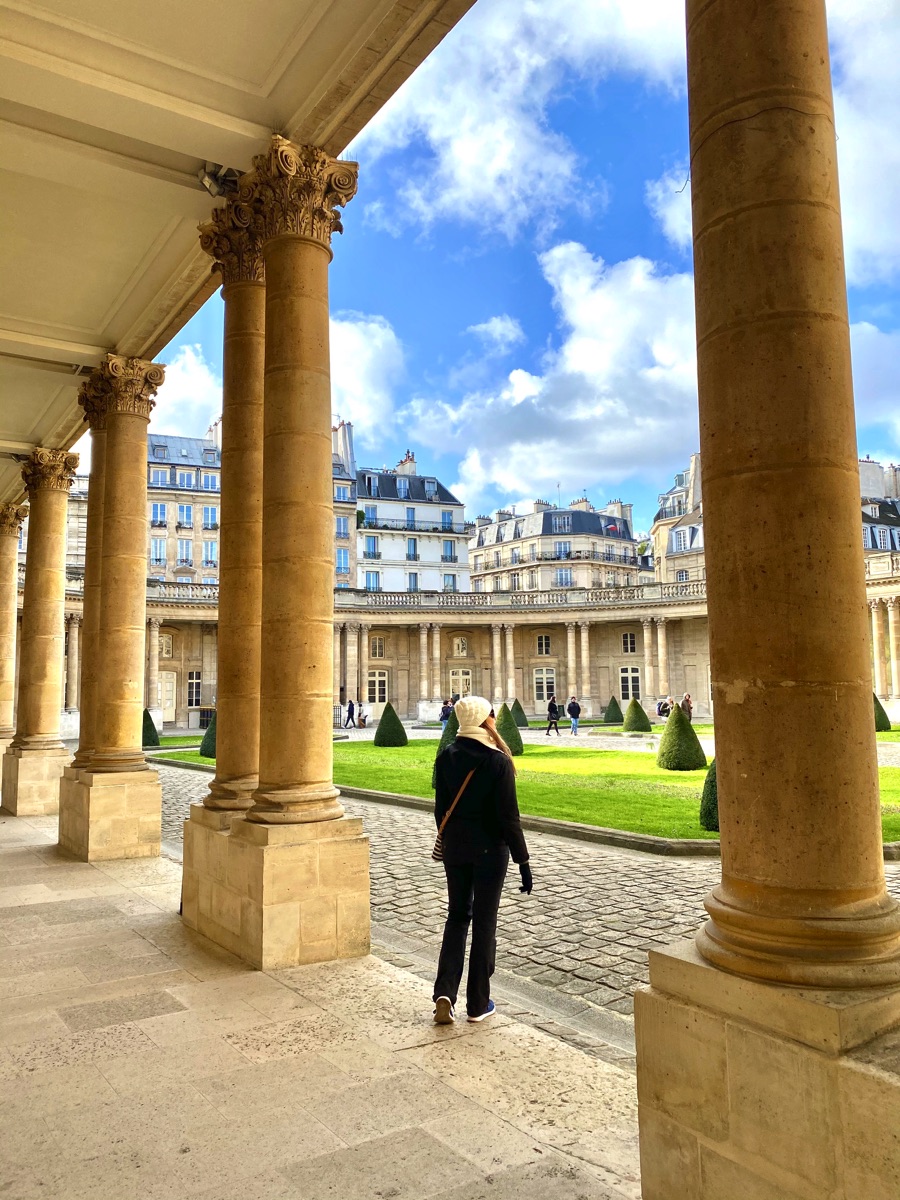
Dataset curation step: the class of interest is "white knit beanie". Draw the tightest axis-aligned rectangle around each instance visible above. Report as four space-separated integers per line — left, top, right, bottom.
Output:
454 695 492 735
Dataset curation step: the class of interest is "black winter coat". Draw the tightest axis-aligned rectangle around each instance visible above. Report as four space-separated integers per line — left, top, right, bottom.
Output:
434 738 529 866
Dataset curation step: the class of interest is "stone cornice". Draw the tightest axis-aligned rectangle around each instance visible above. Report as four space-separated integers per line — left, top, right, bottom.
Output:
21 449 79 495
0 503 27 537
78 354 165 426
234 136 358 249
199 202 265 287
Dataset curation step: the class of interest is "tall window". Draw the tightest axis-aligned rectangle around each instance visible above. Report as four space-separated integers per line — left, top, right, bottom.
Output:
336 548 349 575
862 527 870 548
364 535 379 559
528 570 537 589
449 668 472 698
364 474 378 496
202 505 218 528
364 504 377 525
493 577 502 592
178 504 192 527
622 632 636 654
336 516 349 538
676 569 689 582
367 670 388 704
177 538 192 565
406 506 416 528
493 551 501 568
537 635 551 655
551 514 571 534
150 468 168 486
473 579 483 593
150 538 166 565
365 570 381 592
202 540 217 566
187 671 202 707
443 574 457 592
510 548 520 564
407 537 418 560
407 572 419 592
674 529 689 551
202 472 219 490
510 572 521 591
554 541 571 558
534 667 556 703
159 633 173 658
371 636 385 658
441 510 454 530
878 528 889 550
554 567 574 588
424 480 437 499
474 555 483 571
453 637 468 657
335 485 349 502
178 470 194 488
442 539 455 562
620 666 641 701
151 502 166 525
397 477 409 498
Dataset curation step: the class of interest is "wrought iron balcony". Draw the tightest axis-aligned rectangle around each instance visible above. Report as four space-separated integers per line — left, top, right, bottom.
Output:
177 557 193 566
150 519 167 528
202 522 219 530
202 559 218 568
406 553 419 561
361 516 473 534
176 521 193 529
363 551 382 559
441 554 458 563
150 557 166 565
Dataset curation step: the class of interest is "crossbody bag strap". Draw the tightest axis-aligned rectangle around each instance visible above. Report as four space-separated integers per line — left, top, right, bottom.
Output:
437 768 476 838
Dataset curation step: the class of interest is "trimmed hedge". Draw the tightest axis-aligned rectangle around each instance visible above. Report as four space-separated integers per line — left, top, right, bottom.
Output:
199 711 217 758
432 706 459 786
875 693 892 733
603 696 623 725
622 697 652 733
142 708 160 748
373 702 408 747
510 698 529 728
657 703 707 770
496 703 524 755
700 758 719 832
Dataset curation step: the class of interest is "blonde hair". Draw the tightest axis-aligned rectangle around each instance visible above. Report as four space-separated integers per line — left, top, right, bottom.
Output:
482 715 517 774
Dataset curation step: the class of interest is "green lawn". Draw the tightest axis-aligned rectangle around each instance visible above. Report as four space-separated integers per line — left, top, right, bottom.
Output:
157 735 203 747
155 740 900 842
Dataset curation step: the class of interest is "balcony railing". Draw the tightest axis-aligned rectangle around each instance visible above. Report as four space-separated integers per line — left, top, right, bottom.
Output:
333 580 708 610
177 558 193 566
176 521 193 529
361 516 473 534
336 532 349 540
406 553 419 561
441 554 459 563
150 520 167 528
363 551 382 559
202 559 218 568
202 522 219 530
150 557 166 566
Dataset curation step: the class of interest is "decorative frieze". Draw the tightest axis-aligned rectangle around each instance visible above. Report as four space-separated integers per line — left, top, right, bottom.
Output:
21 449 79 495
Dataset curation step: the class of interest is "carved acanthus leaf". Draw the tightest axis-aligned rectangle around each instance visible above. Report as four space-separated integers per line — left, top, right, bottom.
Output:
78 355 165 425
0 503 27 537
21 449 79 495
199 203 265 286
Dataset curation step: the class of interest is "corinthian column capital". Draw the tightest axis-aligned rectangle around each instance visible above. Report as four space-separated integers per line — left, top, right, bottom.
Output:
78 354 165 426
234 136 358 250
21 448 79 495
199 201 265 286
0 503 27 537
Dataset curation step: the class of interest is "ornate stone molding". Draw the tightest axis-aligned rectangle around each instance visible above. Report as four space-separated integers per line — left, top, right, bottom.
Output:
199 202 265 286
21 449 79 495
66 613 82 628
78 354 165 425
0 503 27 537
234 136 358 249
77 369 110 430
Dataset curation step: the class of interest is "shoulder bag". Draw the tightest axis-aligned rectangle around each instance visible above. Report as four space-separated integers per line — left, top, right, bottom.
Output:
431 768 476 862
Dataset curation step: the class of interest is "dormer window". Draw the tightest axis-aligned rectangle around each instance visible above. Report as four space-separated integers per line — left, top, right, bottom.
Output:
397 477 409 499
203 449 216 464
365 474 379 497
424 480 437 499
153 446 168 460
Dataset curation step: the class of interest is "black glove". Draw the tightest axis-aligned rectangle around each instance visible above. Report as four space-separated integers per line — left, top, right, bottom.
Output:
518 862 533 895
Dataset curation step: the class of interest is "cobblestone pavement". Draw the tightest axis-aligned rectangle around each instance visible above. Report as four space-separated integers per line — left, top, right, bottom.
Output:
158 764 900 1021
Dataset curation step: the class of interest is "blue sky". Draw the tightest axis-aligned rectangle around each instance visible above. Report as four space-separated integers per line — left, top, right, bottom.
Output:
148 0 900 535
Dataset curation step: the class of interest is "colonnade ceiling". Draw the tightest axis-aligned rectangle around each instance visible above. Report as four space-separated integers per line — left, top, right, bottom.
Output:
0 0 474 503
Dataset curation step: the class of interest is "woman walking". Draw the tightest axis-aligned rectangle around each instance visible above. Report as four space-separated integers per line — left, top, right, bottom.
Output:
432 695 532 1025
545 694 561 736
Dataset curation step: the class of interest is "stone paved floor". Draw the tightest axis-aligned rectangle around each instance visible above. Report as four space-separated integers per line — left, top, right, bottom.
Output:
158 764 900 1021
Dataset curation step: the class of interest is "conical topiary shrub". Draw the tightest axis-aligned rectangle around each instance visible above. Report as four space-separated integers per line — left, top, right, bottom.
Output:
496 703 524 755
142 708 160 748
622 697 652 733
199 711 217 758
875 693 892 732
432 706 459 787
603 696 623 725
700 758 718 832
510 698 529 729
657 703 707 770
373 702 408 747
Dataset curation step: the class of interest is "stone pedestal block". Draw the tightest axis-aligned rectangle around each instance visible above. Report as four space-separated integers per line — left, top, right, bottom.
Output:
57 765 161 860
636 940 900 1199
182 803 370 970
1 745 70 815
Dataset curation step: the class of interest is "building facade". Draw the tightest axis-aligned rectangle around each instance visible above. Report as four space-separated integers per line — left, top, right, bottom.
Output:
147 429 222 585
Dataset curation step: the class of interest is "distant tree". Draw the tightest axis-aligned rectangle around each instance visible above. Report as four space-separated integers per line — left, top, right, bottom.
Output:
603 696 623 725
373 702 408 747
432 706 459 787
142 709 160 748
199 711 217 758
657 704 707 770
875 693 892 733
622 697 652 732
496 703 524 755
510 698 529 728
700 758 719 832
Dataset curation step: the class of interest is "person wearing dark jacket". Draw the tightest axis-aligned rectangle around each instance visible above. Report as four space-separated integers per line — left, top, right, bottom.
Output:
545 695 561 736
566 696 581 736
432 695 531 1025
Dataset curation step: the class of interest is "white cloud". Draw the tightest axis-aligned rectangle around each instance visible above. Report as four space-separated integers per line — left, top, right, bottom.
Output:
466 315 525 355
403 241 698 511
330 312 404 448
355 0 685 238
851 321 900 440
644 163 692 252
150 344 222 437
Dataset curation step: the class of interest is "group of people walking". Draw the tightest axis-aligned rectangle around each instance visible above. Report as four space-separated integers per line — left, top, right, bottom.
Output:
656 693 693 722
545 694 581 735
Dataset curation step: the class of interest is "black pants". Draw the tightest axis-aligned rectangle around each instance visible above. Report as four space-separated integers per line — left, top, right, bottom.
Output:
344 715 356 727
546 720 559 735
433 847 509 1016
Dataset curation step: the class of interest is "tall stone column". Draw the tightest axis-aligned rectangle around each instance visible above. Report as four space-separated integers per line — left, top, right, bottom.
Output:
565 621 577 699
871 601 887 698
504 624 515 701
345 622 359 707
183 138 369 970
655 617 669 696
418 623 430 702
2 449 77 815
888 599 900 699
65 615 81 712
579 621 591 706
198 202 264 812
359 624 370 710
59 356 164 860
638 8 900 1196
0 505 27 756
491 624 503 704
145 617 161 714
642 617 656 701
333 622 343 704
431 624 442 701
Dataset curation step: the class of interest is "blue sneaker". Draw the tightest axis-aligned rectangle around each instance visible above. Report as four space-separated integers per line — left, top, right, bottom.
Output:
467 1000 496 1023
433 996 455 1025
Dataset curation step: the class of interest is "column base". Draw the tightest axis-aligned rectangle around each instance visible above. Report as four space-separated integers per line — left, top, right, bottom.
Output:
1 745 70 816
636 939 900 1199
58 765 161 860
182 803 370 970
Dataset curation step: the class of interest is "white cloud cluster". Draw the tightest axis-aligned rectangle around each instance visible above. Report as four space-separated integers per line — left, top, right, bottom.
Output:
330 312 405 447
356 0 685 238
851 322 900 441
466 314 525 356
151 344 222 437
404 241 698 510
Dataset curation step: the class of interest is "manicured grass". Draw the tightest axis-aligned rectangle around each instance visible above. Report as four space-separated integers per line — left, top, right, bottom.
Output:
158 735 203 746
154 742 900 842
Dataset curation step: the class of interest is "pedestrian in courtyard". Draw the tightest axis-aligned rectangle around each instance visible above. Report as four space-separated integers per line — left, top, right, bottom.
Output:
344 698 356 728
432 695 532 1025
680 692 693 722
546 695 561 736
656 697 671 718
439 699 453 731
566 695 581 736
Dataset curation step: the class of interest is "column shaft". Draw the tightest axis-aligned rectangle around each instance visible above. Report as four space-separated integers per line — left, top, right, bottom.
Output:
579 621 591 701
431 624 441 701
565 622 577 699
65 616 81 711
73 422 107 767
504 624 515 701
359 625 370 709
888 600 900 699
145 619 160 712
642 619 656 700
0 508 25 741
345 624 359 708
656 619 670 696
491 625 502 704
333 622 342 704
872 602 887 698
688 0 900 983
